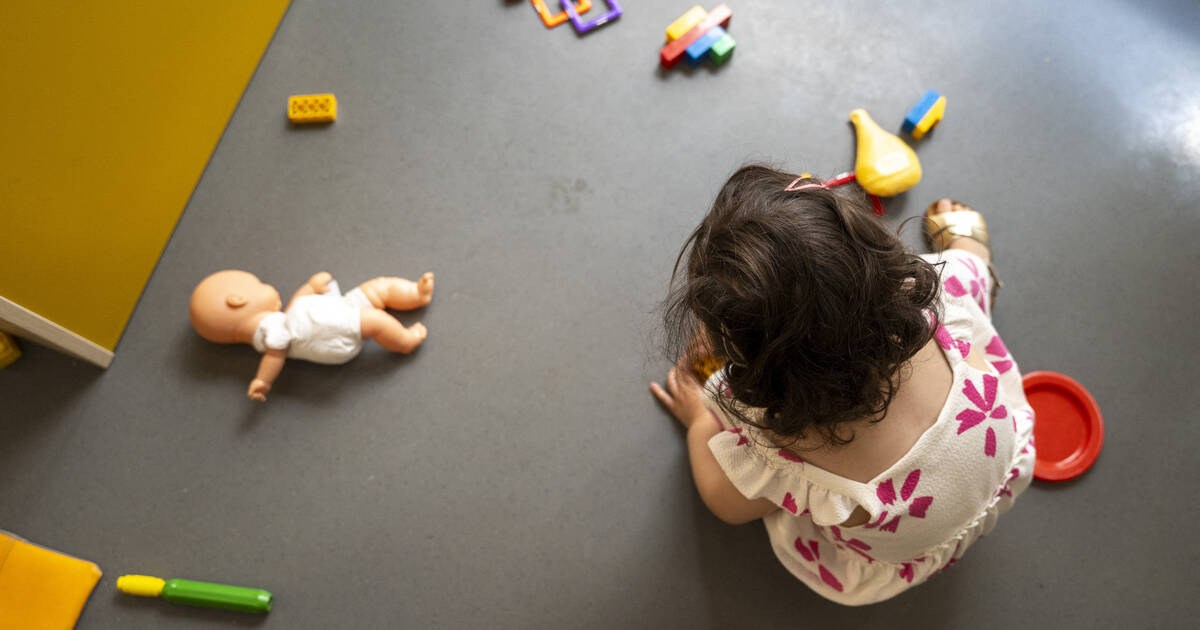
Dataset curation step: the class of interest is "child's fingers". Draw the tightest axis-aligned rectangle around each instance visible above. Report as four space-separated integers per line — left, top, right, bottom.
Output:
649 381 674 408
667 367 685 395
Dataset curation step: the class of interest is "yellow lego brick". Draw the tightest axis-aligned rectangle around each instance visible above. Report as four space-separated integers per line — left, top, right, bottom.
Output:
666 5 707 42
288 93 337 123
912 95 946 139
0 332 19 368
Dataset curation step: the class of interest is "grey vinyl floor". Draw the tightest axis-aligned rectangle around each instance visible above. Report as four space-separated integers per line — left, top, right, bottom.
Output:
2 1 1198 628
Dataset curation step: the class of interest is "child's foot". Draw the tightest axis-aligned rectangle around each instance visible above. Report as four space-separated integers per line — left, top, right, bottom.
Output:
924 199 1002 304
924 199 991 263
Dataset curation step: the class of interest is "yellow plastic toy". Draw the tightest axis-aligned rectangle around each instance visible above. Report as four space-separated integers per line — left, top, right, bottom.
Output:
692 355 725 381
666 5 707 42
287 93 337 123
849 108 922 196
0 332 19 368
0 530 102 629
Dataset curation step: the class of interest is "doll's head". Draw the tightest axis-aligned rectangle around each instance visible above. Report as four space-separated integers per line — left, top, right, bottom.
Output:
190 270 283 344
663 165 941 446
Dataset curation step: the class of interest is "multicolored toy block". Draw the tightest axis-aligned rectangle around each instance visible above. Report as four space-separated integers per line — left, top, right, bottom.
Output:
562 0 622 33
686 25 727 66
709 31 737 65
666 5 707 41
531 0 591 28
660 4 734 69
902 89 946 139
287 94 337 124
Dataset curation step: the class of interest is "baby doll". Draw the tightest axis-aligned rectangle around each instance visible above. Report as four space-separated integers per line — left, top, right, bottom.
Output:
190 270 434 401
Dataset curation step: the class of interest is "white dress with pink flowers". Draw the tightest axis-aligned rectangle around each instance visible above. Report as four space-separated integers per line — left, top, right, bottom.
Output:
705 250 1035 606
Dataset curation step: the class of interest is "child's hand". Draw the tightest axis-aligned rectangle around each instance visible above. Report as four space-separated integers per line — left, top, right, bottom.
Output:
247 378 271 402
307 272 332 293
650 364 710 429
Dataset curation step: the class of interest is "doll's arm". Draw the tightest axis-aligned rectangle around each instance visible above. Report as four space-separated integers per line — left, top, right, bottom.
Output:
248 348 287 402
285 272 333 311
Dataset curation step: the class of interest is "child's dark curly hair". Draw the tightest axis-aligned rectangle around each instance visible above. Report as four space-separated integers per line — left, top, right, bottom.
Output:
663 165 942 447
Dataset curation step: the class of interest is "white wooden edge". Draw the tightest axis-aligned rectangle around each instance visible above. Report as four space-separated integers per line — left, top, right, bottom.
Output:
0 295 114 368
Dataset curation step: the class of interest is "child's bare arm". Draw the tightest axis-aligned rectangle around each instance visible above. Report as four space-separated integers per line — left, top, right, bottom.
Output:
686 419 779 524
651 363 779 525
285 272 333 311
248 348 287 401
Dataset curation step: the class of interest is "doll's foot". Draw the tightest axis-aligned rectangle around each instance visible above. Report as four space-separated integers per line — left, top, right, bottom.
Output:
361 311 428 353
395 323 427 353
417 273 434 305
360 274 434 311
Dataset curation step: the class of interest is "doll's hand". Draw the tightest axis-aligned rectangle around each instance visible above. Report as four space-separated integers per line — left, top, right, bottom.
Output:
307 272 333 293
248 378 272 402
650 364 710 429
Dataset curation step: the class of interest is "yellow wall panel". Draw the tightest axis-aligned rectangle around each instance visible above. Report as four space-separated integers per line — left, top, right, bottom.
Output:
0 1 291 351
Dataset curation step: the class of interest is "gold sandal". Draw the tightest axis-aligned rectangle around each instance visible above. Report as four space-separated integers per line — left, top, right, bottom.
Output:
924 200 1003 305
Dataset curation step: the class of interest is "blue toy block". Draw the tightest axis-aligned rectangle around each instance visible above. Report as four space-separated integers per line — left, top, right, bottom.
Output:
902 89 942 134
685 25 727 66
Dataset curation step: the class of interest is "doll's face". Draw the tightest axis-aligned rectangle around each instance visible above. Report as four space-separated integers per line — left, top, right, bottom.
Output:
190 270 282 343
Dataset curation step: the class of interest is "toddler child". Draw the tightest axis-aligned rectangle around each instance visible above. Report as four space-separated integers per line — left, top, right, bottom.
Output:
650 165 1034 605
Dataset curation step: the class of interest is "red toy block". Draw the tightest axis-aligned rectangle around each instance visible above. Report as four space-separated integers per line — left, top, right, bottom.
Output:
659 4 732 69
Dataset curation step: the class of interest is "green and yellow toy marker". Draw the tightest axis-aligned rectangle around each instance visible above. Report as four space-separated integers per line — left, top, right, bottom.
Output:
117 574 272 614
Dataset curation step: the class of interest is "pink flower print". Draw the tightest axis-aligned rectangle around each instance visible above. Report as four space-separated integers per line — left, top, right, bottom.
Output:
778 449 804 463
863 511 896 532
829 525 874 563
794 537 820 562
996 467 1021 499
933 557 959 577
819 566 844 592
793 538 844 592
1013 408 1033 434
726 427 748 446
782 492 798 514
930 544 964 578
955 373 1008 457
945 257 988 312
866 469 934 534
934 323 970 359
897 556 927 583
985 335 1013 374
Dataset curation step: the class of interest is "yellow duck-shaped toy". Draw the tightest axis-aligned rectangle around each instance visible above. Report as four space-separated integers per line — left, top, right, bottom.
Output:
850 108 922 196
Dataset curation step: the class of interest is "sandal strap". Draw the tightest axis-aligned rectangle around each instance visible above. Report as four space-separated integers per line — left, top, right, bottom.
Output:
925 208 990 251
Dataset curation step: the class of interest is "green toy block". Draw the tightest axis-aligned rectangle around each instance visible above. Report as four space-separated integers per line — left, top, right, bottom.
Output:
710 33 736 65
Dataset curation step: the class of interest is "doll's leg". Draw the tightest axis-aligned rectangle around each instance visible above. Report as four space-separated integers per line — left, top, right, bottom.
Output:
357 273 434 311
359 309 427 353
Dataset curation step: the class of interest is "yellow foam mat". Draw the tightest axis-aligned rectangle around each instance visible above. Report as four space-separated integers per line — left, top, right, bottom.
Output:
0 531 102 629
0 1 291 350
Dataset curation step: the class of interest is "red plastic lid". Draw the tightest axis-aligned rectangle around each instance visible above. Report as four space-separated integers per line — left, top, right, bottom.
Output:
1022 371 1103 481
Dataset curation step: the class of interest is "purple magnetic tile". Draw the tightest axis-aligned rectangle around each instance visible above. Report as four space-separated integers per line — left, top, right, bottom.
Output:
562 0 622 33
